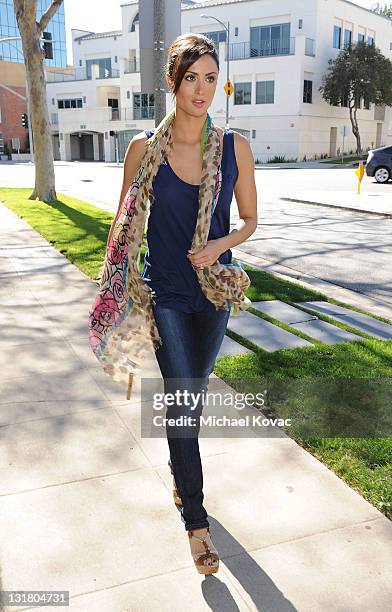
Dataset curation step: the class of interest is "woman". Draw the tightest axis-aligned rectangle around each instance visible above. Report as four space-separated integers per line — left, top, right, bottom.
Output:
114 33 257 574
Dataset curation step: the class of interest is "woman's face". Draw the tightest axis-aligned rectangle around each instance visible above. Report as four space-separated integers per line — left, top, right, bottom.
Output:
167 53 219 117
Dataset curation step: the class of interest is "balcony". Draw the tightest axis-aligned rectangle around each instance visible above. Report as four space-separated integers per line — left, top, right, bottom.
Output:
227 37 295 60
124 58 140 74
46 67 120 83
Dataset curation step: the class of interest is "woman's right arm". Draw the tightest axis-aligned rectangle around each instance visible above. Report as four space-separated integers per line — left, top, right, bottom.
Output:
106 132 149 247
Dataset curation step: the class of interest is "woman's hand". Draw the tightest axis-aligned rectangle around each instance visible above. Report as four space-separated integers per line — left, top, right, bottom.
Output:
187 238 226 269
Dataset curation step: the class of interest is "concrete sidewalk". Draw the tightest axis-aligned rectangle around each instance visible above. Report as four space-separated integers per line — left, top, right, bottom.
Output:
0 201 391 612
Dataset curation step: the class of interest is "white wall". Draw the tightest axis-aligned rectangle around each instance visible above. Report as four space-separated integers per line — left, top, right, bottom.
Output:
47 0 392 162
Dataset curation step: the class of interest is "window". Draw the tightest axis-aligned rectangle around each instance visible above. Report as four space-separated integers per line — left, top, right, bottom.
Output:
0 132 4 154
363 96 370 110
252 129 256 138
234 82 251 105
333 25 341 49
234 27 239 36
344 29 352 48
298 19 303 29
367 36 374 46
129 12 139 32
250 23 291 56
57 98 83 109
200 30 226 50
79 59 82 66
86 58 112 79
133 93 155 119
256 80 274 104
303 80 313 103
358 32 365 42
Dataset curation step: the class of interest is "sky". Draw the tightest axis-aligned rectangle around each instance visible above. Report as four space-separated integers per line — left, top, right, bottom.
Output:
64 0 381 65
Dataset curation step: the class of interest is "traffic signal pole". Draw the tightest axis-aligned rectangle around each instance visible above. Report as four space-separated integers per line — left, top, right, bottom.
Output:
0 34 53 163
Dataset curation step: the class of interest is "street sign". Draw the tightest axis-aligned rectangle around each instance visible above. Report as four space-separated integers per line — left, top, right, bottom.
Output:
224 80 233 96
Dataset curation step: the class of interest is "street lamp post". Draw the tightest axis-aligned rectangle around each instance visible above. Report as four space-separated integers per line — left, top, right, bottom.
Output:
200 14 230 128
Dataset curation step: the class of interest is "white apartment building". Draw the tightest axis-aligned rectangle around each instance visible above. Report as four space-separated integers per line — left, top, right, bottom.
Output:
45 0 392 163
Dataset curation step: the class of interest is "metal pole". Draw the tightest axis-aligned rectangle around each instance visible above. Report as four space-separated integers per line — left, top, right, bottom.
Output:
226 21 230 129
154 0 166 126
25 73 35 163
0 37 36 162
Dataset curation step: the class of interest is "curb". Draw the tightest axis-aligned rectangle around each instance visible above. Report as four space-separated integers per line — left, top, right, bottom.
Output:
231 248 392 322
280 197 392 218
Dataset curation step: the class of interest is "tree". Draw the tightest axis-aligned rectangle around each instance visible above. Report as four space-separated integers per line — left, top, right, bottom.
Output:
13 0 63 202
319 40 392 154
371 2 392 19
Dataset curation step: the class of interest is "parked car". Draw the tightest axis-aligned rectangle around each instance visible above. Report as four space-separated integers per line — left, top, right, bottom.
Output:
365 145 392 183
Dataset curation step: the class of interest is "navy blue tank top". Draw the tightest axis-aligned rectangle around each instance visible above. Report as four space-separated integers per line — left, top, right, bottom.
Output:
141 127 239 313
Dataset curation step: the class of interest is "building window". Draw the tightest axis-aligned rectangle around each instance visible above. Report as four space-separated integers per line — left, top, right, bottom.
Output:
344 29 352 48
57 98 83 109
200 30 226 51
83 96 86 103
114 55 117 63
86 58 112 79
367 35 374 45
234 82 251 105
298 19 303 30
133 92 155 119
0 132 4 154
252 129 256 138
129 12 139 32
363 96 370 110
127 90 130 99
333 25 341 49
234 27 239 36
358 32 365 42
256 80 274 104
303 79 313 103
250 23 291 56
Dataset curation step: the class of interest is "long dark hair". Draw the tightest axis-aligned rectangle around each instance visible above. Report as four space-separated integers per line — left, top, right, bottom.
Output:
166 33 220 98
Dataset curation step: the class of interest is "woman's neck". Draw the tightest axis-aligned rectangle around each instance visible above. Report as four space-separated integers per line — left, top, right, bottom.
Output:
171 107 208 145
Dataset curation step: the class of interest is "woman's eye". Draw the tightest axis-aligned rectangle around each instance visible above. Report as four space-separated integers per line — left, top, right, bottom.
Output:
185 75 216 82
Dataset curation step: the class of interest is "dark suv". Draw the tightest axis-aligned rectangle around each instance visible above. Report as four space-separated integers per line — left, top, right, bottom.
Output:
365 145 392 183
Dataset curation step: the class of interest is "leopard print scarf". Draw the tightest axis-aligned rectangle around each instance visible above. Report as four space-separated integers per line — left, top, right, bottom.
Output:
88 107 251 399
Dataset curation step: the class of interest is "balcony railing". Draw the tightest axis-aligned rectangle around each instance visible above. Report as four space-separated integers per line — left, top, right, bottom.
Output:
305 38 316 56
46 67 120 83
124 58 140 73
227 37 295 60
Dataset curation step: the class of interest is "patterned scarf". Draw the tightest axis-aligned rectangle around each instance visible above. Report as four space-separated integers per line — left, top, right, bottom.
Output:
88 107 251 399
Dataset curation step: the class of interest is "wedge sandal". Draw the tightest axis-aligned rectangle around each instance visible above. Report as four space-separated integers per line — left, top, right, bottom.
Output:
188 526 219 574
173 475 183 507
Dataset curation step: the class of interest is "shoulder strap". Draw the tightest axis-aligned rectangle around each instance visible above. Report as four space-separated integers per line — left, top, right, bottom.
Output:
145 128 155 139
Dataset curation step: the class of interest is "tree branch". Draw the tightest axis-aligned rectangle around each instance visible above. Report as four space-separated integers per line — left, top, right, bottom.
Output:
38 0 63 32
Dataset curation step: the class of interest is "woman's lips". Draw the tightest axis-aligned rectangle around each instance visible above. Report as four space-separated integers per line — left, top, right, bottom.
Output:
192 100 205 107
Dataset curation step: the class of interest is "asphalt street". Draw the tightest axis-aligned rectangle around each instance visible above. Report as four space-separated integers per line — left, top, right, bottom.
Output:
0 160 391 304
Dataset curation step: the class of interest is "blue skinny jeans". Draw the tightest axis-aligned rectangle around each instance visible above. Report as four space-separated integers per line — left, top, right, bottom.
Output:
152 302 230 531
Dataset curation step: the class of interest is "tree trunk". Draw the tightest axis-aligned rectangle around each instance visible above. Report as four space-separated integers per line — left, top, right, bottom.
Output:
349 102 362 155
14 0 63 202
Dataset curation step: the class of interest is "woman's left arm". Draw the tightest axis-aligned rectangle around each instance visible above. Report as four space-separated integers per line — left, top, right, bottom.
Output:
188 131 258 267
